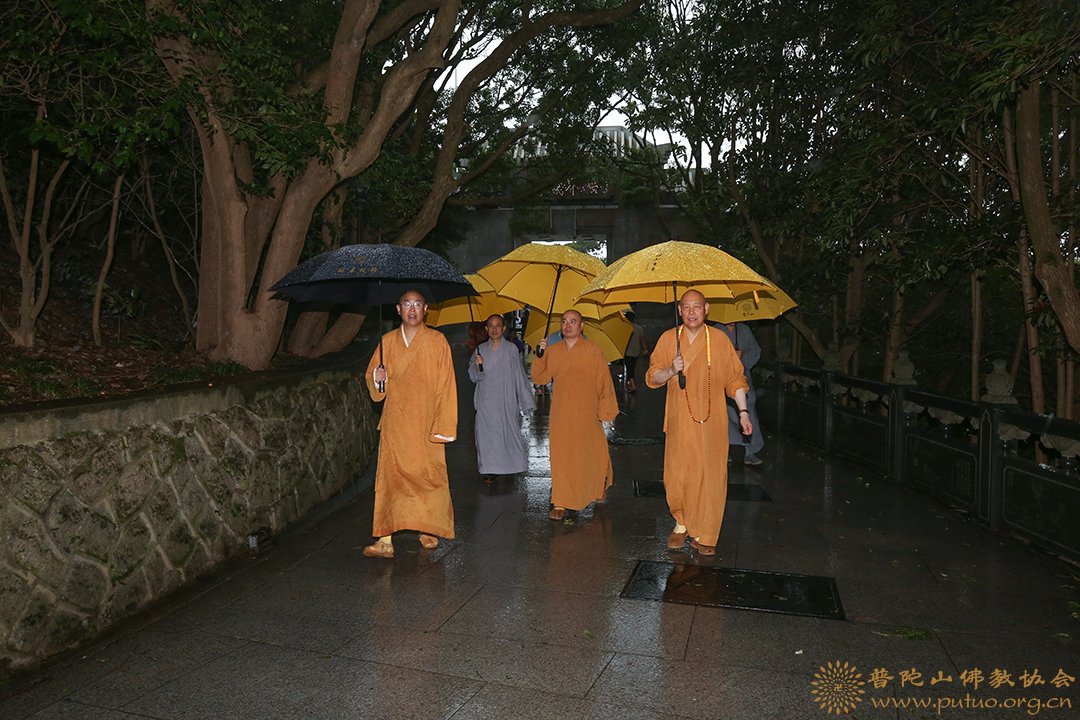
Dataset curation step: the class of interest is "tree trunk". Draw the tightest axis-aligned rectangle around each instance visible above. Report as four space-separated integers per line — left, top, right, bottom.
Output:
0 142 73 347
141 155 193 332
310 312 368 356
1010 323 1025 381
92 173 126 347
285 312 330 356
882 285 905 383
1017 230 1046 414
152 0 645 369
1067 356 1075 420
1057 354 1067 416
971 270 983 401
838 248 871 371
1016 82 1080 356
1006 101 1046 413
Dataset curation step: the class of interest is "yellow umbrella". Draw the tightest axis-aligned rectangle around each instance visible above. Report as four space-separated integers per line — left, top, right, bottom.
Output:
425 274 522 327
524 310 633 363
476 242 609 356
707 284 798 324
577 240 775 305
577 240 792 388
573 297 632 322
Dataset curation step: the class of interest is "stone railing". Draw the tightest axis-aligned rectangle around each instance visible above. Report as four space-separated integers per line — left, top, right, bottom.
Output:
0 349 378 677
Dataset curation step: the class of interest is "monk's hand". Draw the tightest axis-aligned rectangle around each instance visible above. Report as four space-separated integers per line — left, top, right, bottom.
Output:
476 353 483 367
537 338 548 353
739 412 753 436
374 365 387 384
671 355 685 374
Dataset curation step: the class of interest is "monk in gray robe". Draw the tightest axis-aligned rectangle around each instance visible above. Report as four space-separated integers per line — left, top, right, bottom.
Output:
468 314 536 481
719 322 764 465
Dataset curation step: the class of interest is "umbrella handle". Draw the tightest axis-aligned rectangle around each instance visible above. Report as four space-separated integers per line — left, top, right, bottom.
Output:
678 371 686 390
377 288 386 392
477 351 484 372
535 345 544 358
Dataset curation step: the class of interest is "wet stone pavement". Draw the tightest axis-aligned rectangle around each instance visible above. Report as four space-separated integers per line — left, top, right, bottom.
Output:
3 349 1080 720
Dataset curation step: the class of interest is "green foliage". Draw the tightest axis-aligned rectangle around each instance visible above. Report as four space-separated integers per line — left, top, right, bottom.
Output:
609 0 1077 397
2 0 182 173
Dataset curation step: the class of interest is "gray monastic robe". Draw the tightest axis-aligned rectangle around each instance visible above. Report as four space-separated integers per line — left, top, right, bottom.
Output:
468 339 536 475
719 322 764 455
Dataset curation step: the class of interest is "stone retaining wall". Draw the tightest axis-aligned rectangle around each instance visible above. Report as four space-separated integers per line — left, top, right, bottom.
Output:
0 351 378 677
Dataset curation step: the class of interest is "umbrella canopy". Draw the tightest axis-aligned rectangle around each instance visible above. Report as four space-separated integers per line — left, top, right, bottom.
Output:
425 274 523 327
524 310 633 363
476 243 612 354
576 240 774 305
271 243 474 392
271 243 474 306
573 297 633 322
476 242 607 316
707 284 797 324
576 240 789 389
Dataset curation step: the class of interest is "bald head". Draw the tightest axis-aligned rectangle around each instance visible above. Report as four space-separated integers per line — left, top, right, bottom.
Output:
680 289 706 306
560 309 584 339
484 314 505 340
678 289 709 331
397 290 427 327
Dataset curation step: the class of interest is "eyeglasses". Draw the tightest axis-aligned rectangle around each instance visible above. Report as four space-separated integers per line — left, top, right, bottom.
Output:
485 324 502 330
400 301 425 310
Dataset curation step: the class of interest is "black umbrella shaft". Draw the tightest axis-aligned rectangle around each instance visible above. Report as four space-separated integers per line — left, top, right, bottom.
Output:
470 295 483 372
377 282 386 392
535 264 565 359
674 281 686 390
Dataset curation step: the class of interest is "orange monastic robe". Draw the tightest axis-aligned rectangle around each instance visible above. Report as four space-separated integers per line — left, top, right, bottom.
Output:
646 325 748 546
365 324 457 539
531 338 619 510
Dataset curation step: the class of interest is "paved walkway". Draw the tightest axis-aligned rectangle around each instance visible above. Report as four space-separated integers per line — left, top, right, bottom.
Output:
2 349 1079 720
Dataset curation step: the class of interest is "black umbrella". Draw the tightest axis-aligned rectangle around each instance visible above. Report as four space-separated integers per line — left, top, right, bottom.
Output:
272 243 475 390
271 243 475 305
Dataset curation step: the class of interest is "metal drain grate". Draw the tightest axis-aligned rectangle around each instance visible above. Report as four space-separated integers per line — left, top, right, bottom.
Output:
621 560 845 620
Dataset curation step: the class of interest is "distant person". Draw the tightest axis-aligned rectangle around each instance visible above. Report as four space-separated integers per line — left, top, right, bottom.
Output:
505 325 527 356
646 290 751 556
363 290 457 558
468 315 535 482
532 309 618 520
623 310 649 392
465 321 488 354
720 322 764 465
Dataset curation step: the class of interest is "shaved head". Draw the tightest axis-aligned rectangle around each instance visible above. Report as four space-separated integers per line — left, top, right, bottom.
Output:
680 289 706 305
678 289 709 331
560 309 584 340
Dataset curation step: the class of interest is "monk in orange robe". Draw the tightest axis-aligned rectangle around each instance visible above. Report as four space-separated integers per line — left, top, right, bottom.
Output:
363 290 457 558
532 309 619 520
646 290 752 556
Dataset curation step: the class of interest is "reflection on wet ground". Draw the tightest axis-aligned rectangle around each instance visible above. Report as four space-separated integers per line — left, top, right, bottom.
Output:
3 349 1079 720
622 560 845 620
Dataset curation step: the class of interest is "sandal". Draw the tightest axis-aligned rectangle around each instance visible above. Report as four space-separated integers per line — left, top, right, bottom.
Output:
363 541 394 559
690 539 716 556
667 529 688 550
419 534 439 549
548 507 566 521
